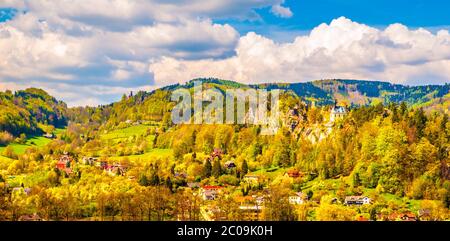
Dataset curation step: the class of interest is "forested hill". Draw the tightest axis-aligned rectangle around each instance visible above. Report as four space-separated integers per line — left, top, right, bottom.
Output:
0 88 67 137
161 78 450 107
2 78 450 135
254 79 450 107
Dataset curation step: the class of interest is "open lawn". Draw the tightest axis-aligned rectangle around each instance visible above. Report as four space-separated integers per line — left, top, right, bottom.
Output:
101 124 153 141
107 148 173 162
0 136 52 155
0 127 67 156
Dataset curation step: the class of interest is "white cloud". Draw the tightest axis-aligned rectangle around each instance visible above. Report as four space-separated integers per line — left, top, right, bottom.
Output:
0 0 287 30
150 17 450 86
271 4 293 18
1 1 450 107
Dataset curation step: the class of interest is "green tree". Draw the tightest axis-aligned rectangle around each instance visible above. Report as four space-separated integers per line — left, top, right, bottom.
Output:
212 158 222 178
203 160 212 178
241 160 249 176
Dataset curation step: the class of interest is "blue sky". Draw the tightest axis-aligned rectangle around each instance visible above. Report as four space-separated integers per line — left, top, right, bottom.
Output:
0 0 450 106
217 0 450 41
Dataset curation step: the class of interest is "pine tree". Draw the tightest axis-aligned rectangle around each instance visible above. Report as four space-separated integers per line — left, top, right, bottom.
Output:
242 160 249 176
203 159 212 178
139 174 148 186
212 158 222 178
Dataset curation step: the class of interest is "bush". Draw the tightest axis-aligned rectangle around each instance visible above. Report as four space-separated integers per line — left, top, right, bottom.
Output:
218 175 240 186
0 131 14 146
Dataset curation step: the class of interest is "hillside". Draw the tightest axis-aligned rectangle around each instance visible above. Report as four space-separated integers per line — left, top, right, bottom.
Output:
0 88 68 137
254 79 450 107
1 78 450 221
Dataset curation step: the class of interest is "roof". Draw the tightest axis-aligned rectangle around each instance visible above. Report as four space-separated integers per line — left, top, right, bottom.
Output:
344 196 369 201
244 174 260 178
356 216 369 221
331 106 347 114
202 185 223 190
18 214 42 221
187 182 200 188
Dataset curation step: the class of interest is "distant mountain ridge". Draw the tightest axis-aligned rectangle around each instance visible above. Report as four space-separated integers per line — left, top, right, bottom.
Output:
2 78 449 135
164 78 450 107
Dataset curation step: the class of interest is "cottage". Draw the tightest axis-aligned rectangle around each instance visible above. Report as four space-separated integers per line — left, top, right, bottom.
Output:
418 209 432 221
286 169 301 178
12 187 30 195
356 215 369 221
211 148 223 160
344 196 370 205
56 155 73 175
200 185 223 200
236 196 264 221
224 161 236 169
174 172 187 178
399 212 417 221
82 157 98 165
330 101 347 123
18 214 42 221
243 174 260 183
106 164 127 176
388 212 417 221
289 192 305 205
43 133 54 139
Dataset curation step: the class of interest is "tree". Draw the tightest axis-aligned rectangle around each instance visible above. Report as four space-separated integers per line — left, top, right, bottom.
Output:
316 204 356 221
241 160 249 176
2 145 16 159
165 177 173 192
212 158 222 178
203 160 212 178
138 174 149 186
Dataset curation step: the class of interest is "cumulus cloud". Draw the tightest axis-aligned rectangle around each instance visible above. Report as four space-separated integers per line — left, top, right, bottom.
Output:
150 17 450 86
1 1 450 107
0 0 288 30
0 11 239 105
1 0 288 106
271 4 293 18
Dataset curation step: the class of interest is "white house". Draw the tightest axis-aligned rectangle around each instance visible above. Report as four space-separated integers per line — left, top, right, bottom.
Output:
330 101 347 123
344 196 371 205
289 192 305 205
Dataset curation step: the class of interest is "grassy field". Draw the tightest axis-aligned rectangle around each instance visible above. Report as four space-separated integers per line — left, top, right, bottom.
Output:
0 128 66 156
0 136 52 155
107 148 173 162
101 124 152 141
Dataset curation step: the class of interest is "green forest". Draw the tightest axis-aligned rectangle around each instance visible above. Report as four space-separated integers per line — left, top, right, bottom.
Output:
1 78 450 221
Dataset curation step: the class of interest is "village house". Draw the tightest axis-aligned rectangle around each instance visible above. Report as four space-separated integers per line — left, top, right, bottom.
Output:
289 192 306 205
224 160 236 169
285 169 301 178
243 174 260 184
210 148 223 160
56 154 74 176
174 172 187 179
418 209 432 221
344 196 370 205
387 212 417 221
106 164 127 176
236 196 264 221
82 157 98 166
356 215 369 221
12 187 32 196
43 133 55 139
18 214 42 221
330 100 347 123
199 185 223 201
